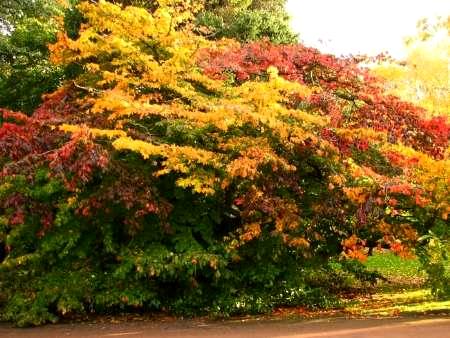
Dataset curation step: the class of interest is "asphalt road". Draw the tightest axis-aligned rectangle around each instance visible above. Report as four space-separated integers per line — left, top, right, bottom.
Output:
1 316 450 338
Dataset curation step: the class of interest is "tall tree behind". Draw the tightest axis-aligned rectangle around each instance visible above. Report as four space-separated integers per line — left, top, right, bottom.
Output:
0 0 65 113
0 0 60 30
373 16 449 117
197 0 297 43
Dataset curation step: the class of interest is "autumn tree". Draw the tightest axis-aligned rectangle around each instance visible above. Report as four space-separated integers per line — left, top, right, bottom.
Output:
105 0 297 43
0 0 296 113
373 16 450 117
0 0 448 326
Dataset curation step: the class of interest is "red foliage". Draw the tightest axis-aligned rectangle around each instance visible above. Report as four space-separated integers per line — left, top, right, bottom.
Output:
0 110 39 161
418 116 450 157
0 87 112 233
198 40 362 90
0 89 77 172
198 41 450 158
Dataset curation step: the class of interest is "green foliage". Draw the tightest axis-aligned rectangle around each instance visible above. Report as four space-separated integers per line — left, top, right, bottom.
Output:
197 0 297 43
0 163 340 326
418 232 450 299
0 0 61 30
64 1 85 39
0 0 64 113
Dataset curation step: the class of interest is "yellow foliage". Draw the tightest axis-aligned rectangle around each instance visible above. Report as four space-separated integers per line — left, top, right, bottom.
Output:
343 187 368 204
113 136 220 165
240 223 262 242
176 175 217 195
380 143 450 218
59 124 127 139
288 237 310 248
113 137 166 160
274 202 300 232
112 137 222 194
335 128 387 144
227 145 296 179
47 0 336 201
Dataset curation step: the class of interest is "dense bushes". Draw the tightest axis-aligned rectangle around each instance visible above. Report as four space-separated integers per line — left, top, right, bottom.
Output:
0 1 449 326
0 160 353 326
418 232 450 299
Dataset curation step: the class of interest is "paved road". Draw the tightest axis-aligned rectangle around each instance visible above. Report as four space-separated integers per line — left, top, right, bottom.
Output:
1 316 450 338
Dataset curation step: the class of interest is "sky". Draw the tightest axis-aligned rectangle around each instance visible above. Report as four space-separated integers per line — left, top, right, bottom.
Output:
286 0 450 58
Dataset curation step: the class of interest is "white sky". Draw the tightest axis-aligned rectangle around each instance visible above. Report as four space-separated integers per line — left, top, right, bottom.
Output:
286 0 450 58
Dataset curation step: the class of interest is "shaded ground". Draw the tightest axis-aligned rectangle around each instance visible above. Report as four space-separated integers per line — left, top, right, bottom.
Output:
1 316 450 338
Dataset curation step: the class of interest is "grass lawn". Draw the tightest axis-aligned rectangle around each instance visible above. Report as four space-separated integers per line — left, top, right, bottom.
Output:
365 251 425 282
343 251 450 316
345 288 450 316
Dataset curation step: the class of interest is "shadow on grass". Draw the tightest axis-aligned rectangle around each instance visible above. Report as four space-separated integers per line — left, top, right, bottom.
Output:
341 251 449 317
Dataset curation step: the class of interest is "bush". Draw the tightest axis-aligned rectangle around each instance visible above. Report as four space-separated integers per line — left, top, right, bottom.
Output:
0 1 448 326
418 232 450 299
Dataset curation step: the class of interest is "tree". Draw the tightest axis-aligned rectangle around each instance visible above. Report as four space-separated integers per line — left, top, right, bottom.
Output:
0 0 65 113
105 0 297 43
373 16 450 117
0 1 448 326
197 0 297 43
0 0 61 31
0 0 296 113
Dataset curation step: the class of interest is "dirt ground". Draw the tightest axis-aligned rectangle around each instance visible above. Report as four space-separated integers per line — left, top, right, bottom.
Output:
1 315 450 338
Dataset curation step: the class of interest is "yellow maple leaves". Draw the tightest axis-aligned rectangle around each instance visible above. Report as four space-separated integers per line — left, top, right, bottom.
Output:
112 136 222 194
240 223 262 242
226 145 296 179
380 143 450 217
113 136 220 165
343 187 368 204
59 124 127 139
45 1 334 250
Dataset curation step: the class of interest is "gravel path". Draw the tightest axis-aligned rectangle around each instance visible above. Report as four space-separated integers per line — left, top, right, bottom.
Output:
1 316 450 338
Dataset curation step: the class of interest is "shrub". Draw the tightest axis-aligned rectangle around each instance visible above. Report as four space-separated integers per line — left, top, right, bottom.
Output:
418 232 450 299
0 1 448 326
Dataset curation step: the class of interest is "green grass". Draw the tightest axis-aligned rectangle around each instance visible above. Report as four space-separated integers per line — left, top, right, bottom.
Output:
365 251 425 280
267 252 449 320
345 289 450 316
342 251 450 316
382 299 450 314
364 251 426 289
